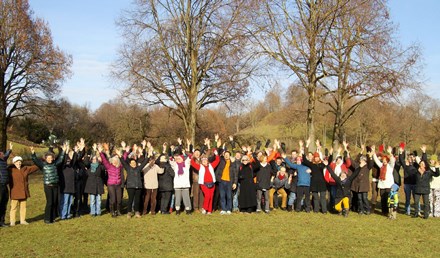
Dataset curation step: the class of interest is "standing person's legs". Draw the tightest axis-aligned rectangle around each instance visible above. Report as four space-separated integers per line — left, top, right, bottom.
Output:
61 193 70 219
422 194 430 219
19 200 27 223
174 189 183 211
115 185 122 215
182 188 192 212
151 189 158 214
279 189 288 209
225 181 232 212
256 190 263 211
414 194 421 217
90 194 96 215
233 183 240 212
133 189 142 215
371 181 378 211
0 184 9 225
107 185 116 215
312 192 320 213
380 188 390 215
288 191 296 210
160 191 172 213
143 189 151 214
329 185 336 210
404 184 412 215
200 185 215 213
43 185 53 223
319 191 327 213
192 181 200 211
9 199 18 226
263 190 270 212
127 188 135 214
219 181 227 212
296 187 304 212
304 188 311 212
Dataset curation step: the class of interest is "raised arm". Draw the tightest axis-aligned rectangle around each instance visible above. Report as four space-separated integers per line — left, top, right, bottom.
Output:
30 147 44 169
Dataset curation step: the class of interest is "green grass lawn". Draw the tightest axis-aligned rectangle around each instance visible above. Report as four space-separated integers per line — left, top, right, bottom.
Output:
1 173 439 257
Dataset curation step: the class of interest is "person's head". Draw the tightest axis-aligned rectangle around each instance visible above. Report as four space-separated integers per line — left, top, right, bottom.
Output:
45 152 55 164
193 149 201 159
307 152 313 161
259 153 268 163
241 155 250 165
275 157 283 166
224 151 231 160
359 155 367 167
419 160 427 170
201 156 209 166
160 155 168 163
313 152 321 163
382 155 390 166
279 166 286 176
291 150 298 159
0 151 4 159
129 158 137 168
296 156 302 165
110 155 120 167
13 156 23 169
335 156 343 166
174 154 184 163
235 151 242 160
91 155 99 163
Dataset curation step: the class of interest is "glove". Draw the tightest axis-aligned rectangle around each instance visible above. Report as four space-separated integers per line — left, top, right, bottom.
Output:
281 142 286 153
265 139 271 148
256 141 262 150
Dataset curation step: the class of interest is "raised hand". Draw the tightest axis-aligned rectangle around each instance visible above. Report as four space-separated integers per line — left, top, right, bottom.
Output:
343 141 348 150
421 145 427 153
9 142 13 150
229 135 234 142
305 138 311 148
30 146 35 154
299 140 304 147
387 146 393 154
177 138 182 145
121 141 126 149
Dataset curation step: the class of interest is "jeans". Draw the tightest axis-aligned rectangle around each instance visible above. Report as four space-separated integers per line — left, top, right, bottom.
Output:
44 184 59 222
356 192 370 213
233 183 240 211
219 180 233 212
329 185 337 209
89 194 101 215
256 189 269 211
61 193 73 219
288 192 296 206
404 184 417 215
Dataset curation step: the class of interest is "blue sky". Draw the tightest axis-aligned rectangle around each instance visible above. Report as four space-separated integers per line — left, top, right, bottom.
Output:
29 0 439 110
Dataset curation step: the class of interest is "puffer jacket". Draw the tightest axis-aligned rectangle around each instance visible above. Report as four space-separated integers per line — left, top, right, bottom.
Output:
100 152 122 186
32 151 65 185
0 149 12 184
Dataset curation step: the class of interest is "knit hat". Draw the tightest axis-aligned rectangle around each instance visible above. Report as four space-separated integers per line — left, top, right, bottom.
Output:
12 156 23 163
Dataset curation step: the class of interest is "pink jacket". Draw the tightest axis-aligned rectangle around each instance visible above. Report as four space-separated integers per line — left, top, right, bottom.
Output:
100 152 122 185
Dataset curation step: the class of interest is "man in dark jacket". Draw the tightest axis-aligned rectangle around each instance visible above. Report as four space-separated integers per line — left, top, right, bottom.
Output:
399 146 418 215
157 155 175 214
0 143 12 227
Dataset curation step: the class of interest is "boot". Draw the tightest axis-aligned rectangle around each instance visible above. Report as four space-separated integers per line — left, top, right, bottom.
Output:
176 210 181 215
343 208 349 218
135 212 141 218
185 210 192 215
127 212 132 219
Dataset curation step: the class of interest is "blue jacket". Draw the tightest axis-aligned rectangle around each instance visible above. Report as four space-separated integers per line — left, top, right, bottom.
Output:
284 158 310 187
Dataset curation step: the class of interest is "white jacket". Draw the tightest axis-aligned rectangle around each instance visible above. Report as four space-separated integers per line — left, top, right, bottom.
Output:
171 158 191 189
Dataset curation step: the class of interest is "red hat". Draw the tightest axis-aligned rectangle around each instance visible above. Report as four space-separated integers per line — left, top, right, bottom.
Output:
399 142 405 149
379 144 384 153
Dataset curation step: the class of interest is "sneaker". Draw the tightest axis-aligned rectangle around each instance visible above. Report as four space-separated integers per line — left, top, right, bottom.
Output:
127 212 132 219
256 209 262 213
220 211 226 215
264 210 270 214
207 212 212 215
185 210 192 215
20 221 29 225
135 212 141 218
10 222 16 227
201 209 207 215
226 211 232 215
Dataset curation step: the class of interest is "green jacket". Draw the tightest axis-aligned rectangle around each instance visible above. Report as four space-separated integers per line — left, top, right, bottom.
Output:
32 151 65 185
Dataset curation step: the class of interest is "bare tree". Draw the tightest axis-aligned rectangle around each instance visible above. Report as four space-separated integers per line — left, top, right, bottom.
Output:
0 0 72 149
114 0 255 143
321 0 420 143
250 0 344 149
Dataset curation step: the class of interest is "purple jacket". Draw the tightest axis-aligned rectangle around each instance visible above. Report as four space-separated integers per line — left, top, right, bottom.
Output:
100 152 122 185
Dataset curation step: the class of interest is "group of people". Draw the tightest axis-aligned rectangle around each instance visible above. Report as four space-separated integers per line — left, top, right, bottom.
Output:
1 135 440 227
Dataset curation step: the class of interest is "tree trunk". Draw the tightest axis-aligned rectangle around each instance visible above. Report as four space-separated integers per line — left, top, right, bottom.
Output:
306 87 316 151
0 106 7 151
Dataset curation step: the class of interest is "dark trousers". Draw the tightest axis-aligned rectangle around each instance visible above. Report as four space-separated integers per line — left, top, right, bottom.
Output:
312 191 327 213
296 186 311 212
212 182 220 211
380 188 391 215
414 193 430 218
371 181 379 209
44 184 59 222
192 182 204 211
127 188 142 213
0 184 9 223
357 192 370 213
108 184 122 213
160 191 172 213
143 189 158 214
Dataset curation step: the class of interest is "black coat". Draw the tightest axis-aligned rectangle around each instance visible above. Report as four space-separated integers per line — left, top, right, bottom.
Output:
121 155 149 189
302 154 327 192
238 162 257 209
60 152 79 194
328 165 360 204
254 162 274 190
158 163 175 192
413 168 440 194
84 165 106 195
399 153 417 185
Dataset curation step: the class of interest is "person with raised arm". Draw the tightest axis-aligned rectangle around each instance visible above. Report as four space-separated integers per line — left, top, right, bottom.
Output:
98 143 123 217
8 143 39 226
190 137 220 214
371 145 395 216
82 143 106 217
31 142 67 224
350 144 374 215
282 142 312 213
